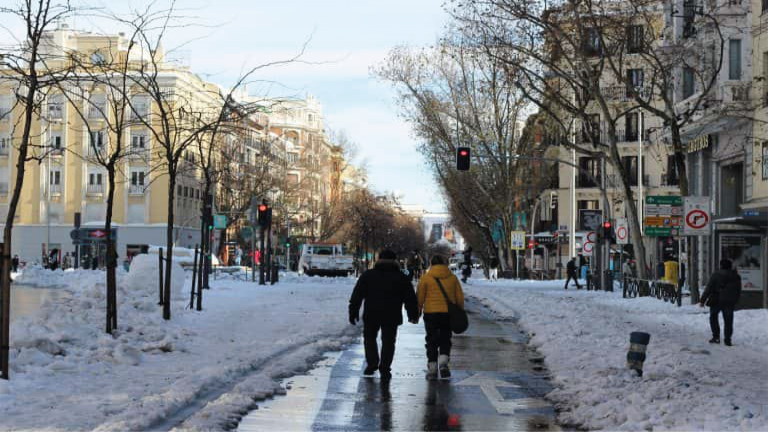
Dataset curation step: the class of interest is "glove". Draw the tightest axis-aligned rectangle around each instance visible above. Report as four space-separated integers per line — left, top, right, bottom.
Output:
349 313 358 325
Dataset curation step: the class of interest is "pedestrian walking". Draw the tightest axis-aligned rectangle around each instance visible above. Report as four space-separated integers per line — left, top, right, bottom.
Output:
417 255 465 380
564 257 581 289
699 258 742 346
622 259 634 279
11 254 19 273
460 261 472 283
62 252 71 270
488 256 499 281
348 249 419 380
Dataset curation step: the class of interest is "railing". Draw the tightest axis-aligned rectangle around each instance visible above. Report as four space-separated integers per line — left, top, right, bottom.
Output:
601 85 652 102
128 147 149 160
623 276 681 307
49 184 62 195
129 184 145 195
88 145 105 158
87 184 104 195
49 146 63 157
88 105 106 119
48 105 63 120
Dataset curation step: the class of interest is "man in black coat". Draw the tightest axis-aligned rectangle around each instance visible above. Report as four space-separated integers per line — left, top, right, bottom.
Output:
700 258 742 346
349 249 419 380
564 257 581 289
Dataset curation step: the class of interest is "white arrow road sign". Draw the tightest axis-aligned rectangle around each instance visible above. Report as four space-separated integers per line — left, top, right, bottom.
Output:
456 373 550 414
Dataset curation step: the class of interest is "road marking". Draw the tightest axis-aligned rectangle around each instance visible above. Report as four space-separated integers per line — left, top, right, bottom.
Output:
456 373 550 414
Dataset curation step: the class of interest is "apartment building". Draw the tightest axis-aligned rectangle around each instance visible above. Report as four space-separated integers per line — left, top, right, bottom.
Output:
0 24 258 265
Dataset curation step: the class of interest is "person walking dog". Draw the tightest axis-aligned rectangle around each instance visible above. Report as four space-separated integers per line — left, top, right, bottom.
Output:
417 255 465 379
349 250 419 380
700 258 742 346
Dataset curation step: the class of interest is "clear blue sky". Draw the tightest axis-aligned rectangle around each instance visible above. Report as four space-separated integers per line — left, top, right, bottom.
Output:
88 0 451 211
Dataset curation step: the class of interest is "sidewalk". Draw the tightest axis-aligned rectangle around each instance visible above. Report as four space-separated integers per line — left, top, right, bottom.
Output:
466 278 768 431
237 299 562 431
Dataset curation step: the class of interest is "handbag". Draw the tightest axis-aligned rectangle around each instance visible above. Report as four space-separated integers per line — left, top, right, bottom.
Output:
433 276 469 334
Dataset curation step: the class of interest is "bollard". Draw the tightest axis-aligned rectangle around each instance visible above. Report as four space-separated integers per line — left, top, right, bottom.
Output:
627 331 651 377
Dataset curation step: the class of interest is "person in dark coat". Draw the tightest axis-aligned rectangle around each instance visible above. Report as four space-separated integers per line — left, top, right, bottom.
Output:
564 257 581 289
11 255 19 273
700 258 742 346
349 249 419 380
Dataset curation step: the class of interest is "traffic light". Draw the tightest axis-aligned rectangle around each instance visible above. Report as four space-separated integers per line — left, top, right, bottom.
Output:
456 147 471 171
284 237 291 248
603 220 613 243
528 239 535 249
257 203 271 228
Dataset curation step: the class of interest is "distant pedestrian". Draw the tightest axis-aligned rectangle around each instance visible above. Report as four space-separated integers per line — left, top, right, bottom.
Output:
11 254 19 272
235 247 242 267
91 255 99 270
700 259 742 346
489 256 500 281
460 261 472 283
417 254 465 379
48 249 59 271
622 260 634 279
564 257 581 289
349 249 419 381
62 253 71 270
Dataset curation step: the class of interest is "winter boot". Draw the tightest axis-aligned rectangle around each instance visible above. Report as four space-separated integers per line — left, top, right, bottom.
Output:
363 365 377 376
708 337 720 344
426 362 438 380
438 354 451 378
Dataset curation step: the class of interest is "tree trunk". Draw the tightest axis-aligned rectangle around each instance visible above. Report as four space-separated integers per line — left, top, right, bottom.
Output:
105 167 118 333
1 74 39 379
164 170 176 320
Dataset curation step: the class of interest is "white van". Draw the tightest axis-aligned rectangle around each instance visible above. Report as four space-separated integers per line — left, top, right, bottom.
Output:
298 243 354 276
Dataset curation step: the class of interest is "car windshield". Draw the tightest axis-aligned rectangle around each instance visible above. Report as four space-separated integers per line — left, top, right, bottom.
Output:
313 246 333 255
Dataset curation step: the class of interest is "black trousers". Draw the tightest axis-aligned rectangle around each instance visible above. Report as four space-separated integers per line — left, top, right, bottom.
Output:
709 304 735 340
363 321 398 372
564 274 580 289
423 313 452 362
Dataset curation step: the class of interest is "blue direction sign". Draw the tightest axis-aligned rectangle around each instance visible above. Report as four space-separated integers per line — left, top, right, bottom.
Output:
213 215 227 229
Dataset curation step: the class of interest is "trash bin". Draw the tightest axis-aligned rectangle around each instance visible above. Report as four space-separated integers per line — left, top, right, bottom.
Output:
604 269 614 291
664 261 679 286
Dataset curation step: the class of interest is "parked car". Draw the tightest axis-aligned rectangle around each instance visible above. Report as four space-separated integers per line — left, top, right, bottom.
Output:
298 243 355 277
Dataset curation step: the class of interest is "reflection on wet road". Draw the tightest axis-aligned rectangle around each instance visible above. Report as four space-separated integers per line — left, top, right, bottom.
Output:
238 299 561 431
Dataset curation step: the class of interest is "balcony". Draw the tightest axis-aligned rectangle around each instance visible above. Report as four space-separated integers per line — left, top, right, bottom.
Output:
88 103 107 120
86 184 104 195
129 184 145 195
601 85 652 102
128 146 149 160
88 145 105 158
49 184 62 196
47 105 63 120
615 128 651 143
606 173 649 188
49 146 63 157
0 146 9 157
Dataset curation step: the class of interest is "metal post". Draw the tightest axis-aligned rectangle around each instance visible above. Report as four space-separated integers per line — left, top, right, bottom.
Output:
251 225 256 282
196 242 203 311
638 111 644 236
189 245 198 310
267 225 273 284
158 248 164 305
258 227 265 285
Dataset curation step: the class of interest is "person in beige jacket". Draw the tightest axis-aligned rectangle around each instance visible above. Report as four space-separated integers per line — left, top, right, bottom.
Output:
416 255 465 379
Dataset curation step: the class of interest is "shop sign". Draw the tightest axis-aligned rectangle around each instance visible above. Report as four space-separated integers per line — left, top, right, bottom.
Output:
719 234 763 292
686 135 711 154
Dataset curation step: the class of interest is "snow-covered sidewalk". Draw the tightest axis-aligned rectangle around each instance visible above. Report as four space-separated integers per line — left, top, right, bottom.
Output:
1 266 358 431
466 278 768 431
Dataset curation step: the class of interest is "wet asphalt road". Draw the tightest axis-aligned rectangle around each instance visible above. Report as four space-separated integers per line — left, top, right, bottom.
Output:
238 299 561 431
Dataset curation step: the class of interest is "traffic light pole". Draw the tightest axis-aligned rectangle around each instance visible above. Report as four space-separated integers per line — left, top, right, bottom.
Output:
258 227 265 285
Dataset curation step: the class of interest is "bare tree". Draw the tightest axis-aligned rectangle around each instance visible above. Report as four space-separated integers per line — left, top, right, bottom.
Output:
0 0 76 380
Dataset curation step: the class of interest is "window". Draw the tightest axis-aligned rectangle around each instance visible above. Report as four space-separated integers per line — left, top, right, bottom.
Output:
89 131 104 148
131 134 146 148
48 95 64 119
621 156 639 186
625 112 639 141
762 142 768 180
177 185 182 196
89 172 103 185
50 133 62 152
683 67 695 99
763 0 768 14
729 39 742 80
626 25 644 54
683 0 696 38
582 114 600 144
183 186 189 198
131 96 149 119
582 27 601 57
626 69 644 97
578 157 601 188
763 52 768 106
131 171 145 186
0 136 10 154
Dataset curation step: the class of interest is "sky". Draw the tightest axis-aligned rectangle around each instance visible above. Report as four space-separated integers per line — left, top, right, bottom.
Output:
68 0 451 212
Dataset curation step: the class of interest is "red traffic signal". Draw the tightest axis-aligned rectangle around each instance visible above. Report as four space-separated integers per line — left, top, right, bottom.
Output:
258 204 267 212
603 221 612 229
528 240 535 249
456 147 471 171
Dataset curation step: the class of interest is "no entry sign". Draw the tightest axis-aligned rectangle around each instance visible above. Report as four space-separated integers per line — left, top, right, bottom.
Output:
582 231 597 256
683 196 711 236
615 218 629 245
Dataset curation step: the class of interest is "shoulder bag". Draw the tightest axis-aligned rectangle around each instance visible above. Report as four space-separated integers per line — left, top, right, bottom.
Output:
432 276 469 334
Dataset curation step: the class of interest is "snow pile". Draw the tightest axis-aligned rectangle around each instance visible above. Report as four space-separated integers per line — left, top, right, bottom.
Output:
125 253 185 301
1 267 357 431
12 265 108 288
466 279 768 431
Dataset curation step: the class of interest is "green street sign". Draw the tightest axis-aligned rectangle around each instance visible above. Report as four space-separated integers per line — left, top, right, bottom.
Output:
213 214 227 229
644 226 679 237
645 195 682 206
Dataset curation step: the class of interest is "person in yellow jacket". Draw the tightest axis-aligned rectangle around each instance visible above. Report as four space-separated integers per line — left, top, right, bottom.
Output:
416 254 465 379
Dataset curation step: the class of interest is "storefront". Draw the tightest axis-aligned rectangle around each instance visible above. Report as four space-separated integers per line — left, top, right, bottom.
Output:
712 211 767 309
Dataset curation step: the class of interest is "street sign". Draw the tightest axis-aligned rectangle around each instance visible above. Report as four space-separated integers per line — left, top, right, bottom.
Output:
579 209 602 232
644 195 682 236
71 228 118 244
683 196 711 236
615 218 629 245
510 231 526 250
582 231 596 256
213 214 227 229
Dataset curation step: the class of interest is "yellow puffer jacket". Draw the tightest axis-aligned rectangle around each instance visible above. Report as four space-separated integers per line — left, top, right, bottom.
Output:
417 264 465 314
